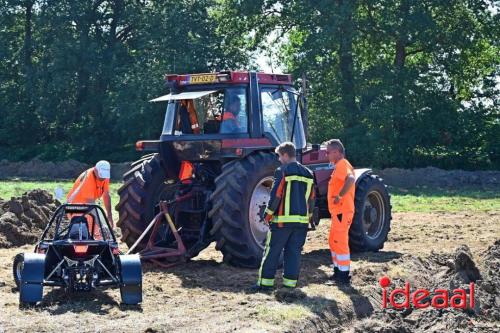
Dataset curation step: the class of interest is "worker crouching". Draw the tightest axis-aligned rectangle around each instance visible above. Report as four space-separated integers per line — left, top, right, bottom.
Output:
67 161 114 237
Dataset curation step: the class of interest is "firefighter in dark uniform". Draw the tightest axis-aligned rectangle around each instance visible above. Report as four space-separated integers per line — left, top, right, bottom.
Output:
250 142 315 292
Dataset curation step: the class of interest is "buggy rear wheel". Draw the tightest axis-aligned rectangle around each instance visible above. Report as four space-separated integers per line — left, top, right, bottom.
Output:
13 253 24 289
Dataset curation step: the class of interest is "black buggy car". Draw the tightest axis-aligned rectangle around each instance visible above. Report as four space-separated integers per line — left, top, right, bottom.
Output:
13 204 142 305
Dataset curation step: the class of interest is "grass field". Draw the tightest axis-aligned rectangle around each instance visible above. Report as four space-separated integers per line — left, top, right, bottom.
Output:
0 180 499 213
390 186 500 212
0 180 122 208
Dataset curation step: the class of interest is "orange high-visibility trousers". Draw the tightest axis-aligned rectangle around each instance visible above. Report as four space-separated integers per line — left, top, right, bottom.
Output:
328 212 353 272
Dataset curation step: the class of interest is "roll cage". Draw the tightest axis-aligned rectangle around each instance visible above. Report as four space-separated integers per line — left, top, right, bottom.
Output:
40 204 116 242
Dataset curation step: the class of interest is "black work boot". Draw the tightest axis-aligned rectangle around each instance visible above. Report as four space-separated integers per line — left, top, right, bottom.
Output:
335 271 351 285
246 284 273 294
329 266 340 280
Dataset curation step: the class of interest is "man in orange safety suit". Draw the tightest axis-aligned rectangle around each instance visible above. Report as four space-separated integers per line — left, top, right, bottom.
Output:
67 160 114 229
325 139 355 284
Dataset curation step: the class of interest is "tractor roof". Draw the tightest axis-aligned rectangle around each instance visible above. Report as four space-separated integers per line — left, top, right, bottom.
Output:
164 71 292 86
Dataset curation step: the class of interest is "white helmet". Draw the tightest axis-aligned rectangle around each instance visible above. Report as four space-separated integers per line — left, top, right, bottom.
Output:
95 160 111 179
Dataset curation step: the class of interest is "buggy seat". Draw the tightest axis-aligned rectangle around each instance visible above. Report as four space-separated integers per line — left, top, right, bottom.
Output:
68 216 90 240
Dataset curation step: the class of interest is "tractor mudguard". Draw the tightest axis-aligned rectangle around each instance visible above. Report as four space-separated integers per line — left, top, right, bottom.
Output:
354 168 372 184
20 253 45 304
118 254 142 305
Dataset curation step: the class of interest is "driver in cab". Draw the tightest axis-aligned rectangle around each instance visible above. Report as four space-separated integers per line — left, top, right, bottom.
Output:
220 95 245 133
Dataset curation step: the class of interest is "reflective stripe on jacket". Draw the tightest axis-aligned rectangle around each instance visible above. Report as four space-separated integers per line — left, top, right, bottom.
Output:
264 161 315 225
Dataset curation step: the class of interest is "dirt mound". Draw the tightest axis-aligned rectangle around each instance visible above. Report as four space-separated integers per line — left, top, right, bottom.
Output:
2 159 499 186
0 158 87 179
0 190 60 248
0 158 130 180
346 243 499 333
375 167 500 189
478 240 500 321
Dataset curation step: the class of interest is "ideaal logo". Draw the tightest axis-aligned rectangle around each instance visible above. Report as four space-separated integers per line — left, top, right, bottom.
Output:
379 276 475 309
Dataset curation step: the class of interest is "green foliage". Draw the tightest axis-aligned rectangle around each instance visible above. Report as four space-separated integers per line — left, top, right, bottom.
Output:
0 0 248 162
0 0 498 170
220 0 499 170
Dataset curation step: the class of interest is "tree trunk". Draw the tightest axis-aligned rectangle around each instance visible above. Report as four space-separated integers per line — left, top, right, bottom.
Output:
392 0 410 166
21 0 39 144
394 39 406 69
74 3 92 123
23 1 34 90
337 0 359 127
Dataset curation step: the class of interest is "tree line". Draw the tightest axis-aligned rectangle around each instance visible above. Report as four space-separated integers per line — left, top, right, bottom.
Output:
1 0 498 169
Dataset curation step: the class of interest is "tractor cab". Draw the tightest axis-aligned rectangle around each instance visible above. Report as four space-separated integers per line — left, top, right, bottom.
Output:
140 72 307 172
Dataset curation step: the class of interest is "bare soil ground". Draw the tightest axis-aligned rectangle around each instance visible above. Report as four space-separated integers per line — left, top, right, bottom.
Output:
0 210 499 333
0 159 129 181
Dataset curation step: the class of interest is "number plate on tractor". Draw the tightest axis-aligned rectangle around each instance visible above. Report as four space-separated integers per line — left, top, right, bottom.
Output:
189 74 217 84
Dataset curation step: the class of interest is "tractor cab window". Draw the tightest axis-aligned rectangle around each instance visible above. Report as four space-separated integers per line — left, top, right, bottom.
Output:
162 102 177 134
260 87 306 149
161 88 248 135
220 88 247 134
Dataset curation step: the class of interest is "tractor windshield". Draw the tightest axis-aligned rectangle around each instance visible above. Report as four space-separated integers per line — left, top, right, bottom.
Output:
260 87 306 149
161 87 248 135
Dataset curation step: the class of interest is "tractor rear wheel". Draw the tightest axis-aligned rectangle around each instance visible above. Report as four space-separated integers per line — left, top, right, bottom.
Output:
349 174 392 251
116 154 177 249
208 152 280 268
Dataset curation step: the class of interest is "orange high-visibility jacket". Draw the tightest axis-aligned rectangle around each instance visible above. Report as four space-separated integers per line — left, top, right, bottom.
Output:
67 167 109 204
180 100 201 134
327 158 355 215
222 111 239 126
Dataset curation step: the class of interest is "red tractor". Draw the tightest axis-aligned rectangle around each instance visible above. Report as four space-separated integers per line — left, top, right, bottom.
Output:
117 71 391 268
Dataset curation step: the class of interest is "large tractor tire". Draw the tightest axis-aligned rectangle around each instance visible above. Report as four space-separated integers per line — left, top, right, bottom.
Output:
116 154 175 249
349 174 392 251
208 152 280 268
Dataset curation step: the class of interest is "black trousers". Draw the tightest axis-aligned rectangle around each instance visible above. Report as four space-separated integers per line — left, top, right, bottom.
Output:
257 223 308 288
